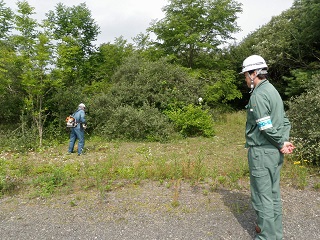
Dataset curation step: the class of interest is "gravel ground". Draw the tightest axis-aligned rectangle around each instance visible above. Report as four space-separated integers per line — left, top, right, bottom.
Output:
0 181 319 240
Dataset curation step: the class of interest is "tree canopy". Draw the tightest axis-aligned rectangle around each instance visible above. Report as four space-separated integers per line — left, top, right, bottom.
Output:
148 0 242 68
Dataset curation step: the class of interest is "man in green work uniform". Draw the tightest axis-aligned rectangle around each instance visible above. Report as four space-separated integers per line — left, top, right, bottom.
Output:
240 55 295 240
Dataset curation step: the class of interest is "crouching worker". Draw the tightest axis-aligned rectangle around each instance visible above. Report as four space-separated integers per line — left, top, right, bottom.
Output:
68 103 87 156
240 55 295 240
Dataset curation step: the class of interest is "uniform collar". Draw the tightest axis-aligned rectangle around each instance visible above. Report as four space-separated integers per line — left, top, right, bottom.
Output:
253 79 268 92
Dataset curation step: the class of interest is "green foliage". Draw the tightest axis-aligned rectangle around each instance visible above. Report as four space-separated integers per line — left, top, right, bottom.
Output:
111 56 202 110
224 0 320 99
291 0 320 65
203 70 242 105
31 167 70 197
97 104 175 141
21 32 56 147
0 126 38 152
0 0 14 39
165 104 215 137
0 111 318 198
13 1 38 55
46 2 100 55
86 55 209 141
287 77 320 165
91 37 133 82
45 2 100 86
283 69 320 97
148 0 242 68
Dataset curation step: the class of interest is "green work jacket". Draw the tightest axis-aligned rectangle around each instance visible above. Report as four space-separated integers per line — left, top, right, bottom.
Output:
245 79 291 149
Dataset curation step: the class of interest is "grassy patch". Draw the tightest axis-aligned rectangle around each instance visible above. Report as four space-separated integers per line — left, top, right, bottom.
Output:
0 111 318 198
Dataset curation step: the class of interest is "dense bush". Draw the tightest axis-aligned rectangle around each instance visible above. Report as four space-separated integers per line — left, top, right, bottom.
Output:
283 69 320 97
87 56 210 141
0 127 38 152
111 56 203 110
287 74 320 165
165 104 215 137
97 105 175 141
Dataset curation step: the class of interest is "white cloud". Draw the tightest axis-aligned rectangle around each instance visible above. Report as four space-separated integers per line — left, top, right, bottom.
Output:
233 0 294 42
4 0 294 45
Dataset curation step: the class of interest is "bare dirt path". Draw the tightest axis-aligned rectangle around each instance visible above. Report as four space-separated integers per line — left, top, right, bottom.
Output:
0 181 319 240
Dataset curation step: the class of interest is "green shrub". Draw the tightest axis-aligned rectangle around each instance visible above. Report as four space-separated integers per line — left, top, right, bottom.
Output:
165 104 215 137
98 105 175 141
0 127 38 152
0 175 20 196
111 56 202 111
31 167 69 197
283 70 319 97
88 56 204 141
287 77 320 165
203 70 242 105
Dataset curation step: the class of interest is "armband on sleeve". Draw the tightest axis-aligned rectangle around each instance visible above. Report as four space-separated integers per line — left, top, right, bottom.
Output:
256 116 273 130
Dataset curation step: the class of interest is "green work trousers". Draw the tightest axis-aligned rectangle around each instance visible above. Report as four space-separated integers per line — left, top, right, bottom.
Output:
248 145 284 240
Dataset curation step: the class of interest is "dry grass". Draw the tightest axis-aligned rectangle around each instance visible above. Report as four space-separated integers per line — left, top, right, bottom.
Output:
0 111 318 198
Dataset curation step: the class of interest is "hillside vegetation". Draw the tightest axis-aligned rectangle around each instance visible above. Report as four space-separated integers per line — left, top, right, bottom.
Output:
0 0 319 170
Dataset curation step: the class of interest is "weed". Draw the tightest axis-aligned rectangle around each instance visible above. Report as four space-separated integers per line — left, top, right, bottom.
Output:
217 176 227 185
31 168 69 197
202 189 209 196
0 112 317 198
171 179 181 208
70 200 77 207
282 160 309 189
0 175 20 196
314 182 320 190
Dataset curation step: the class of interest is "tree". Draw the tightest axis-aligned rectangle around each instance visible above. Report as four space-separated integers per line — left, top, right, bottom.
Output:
45 3 100 86
0 0 13 40
9 0 38 137
111 55 202 111
21 32 58 147
132 32 165 61
13 1 38 57
148 0 242 68
88 56 209 140
224 0 320 101
291 0 320 68
287 74 320 165
11 1 59 147
89 37 133 83
0 0 15 93
0 40 23 123
203 70 242 106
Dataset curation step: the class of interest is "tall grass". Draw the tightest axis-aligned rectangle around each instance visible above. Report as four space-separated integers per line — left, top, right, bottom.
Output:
0 111 318 198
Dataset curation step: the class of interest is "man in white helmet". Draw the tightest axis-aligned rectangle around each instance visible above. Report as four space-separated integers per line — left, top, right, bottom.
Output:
68 103 87 156
241 55 295 239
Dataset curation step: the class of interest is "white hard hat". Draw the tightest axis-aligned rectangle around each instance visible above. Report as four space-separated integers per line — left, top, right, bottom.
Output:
240 55 268 74
79 103 86 108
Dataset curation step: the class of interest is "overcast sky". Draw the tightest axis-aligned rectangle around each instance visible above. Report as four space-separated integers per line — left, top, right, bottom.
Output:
5 0 294 45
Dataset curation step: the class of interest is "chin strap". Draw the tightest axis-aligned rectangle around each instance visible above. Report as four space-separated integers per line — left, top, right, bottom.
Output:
249 85 254 94
249 76 255 94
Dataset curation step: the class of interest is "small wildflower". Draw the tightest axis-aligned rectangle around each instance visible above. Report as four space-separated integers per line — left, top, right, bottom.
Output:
294 161 301 165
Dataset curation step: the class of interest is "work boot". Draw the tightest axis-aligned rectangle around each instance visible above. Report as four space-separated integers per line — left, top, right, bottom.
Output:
255 225 261 233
